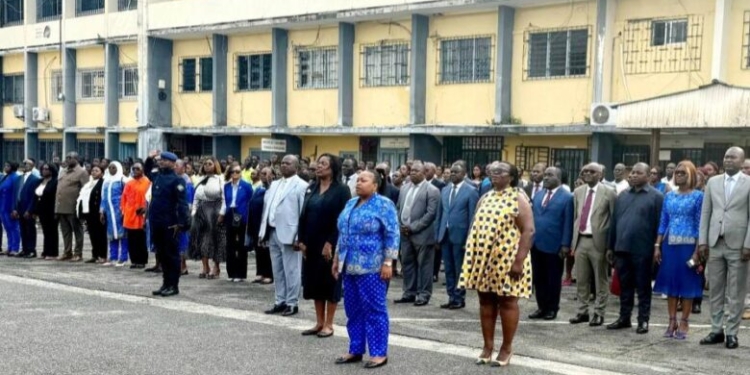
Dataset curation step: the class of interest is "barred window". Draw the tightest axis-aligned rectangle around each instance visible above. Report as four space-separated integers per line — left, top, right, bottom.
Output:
77 69 105 100
2 74 24 104
1 0 23 27
118 0 137 11
119 66 138 99
744 12 750 69
297 47 338 89
51 71 63 103
37 0 62 22
361 43 409 87
76 0 104 17
237 53 272 91
527 29 588 79
180 57 212 93
652 19 687 46
439 37 492 84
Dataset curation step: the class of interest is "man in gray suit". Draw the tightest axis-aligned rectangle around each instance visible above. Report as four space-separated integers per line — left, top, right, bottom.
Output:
259 155 308 317
569 163 617 327
394 161 441 306
698 147 750 349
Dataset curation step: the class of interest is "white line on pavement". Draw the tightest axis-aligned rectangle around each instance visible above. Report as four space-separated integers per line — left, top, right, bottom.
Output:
390 317 747 330
0 273 670 375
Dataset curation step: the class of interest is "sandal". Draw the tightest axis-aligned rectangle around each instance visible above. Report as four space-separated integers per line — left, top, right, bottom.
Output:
663 316 677 338
674 318 689 340
198 273 207 279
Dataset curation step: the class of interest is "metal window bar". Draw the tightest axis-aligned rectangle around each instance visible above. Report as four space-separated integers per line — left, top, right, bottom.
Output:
296 47 338 89
38 140 63 163
443 136 504 168
361 42 410 87
704 143 732 166
2 75 24 104
2 140 23 163
658 148 703 170
77 70 105 100
742 11 750 70
438 36 493 84
119 142 137 160
622 15 703 74
1 0 23 27
551 149 588 183
199 57 213 92
117 0 137 11
515 146 550 173
37 0 61 22
76 139 105 161
118 66 138 99
614 145 650 166
51 71 63 103
236 53 272 91
525 27 589 80
180 58 197 92
76 0 104 17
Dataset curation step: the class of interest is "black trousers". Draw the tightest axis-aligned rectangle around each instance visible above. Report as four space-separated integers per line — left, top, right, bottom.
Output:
20 216 37 254
39 213 58 257
86 213 108 260
433 244 442 278
255 242 273 279
127 229 148 265
152 226 180 288
614 252 653 323
531 248 564 312
226 216 248 279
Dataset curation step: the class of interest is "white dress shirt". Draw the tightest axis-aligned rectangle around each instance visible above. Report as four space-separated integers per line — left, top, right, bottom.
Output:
580 183 599 235
615 179 630 195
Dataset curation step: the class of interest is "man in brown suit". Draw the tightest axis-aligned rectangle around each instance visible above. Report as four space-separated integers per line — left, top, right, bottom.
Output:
569 163 617 326
56 152 90 261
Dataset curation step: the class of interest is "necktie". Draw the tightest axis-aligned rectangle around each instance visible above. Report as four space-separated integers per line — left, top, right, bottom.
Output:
542 190 553 207
449 185 458 207
533 183 540 199
578 188 594 232
726 176 735 202
401 185 417 223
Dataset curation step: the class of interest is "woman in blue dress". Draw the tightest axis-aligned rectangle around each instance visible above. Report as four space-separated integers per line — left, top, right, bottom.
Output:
333 170 399 369
100 161 129 267
0 162 21 255
653 160 704 340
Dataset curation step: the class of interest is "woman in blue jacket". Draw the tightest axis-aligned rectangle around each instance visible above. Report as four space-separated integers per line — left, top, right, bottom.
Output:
100 161 129 266
0 162 21 255
220 165 253 282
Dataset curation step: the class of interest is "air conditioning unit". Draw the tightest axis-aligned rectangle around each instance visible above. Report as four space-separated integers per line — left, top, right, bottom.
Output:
590 103 618 126
12 104 24 118
32 107 49 122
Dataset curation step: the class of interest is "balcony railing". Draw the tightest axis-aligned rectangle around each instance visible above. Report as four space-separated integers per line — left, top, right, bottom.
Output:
118 0 137 11
76 0 105 17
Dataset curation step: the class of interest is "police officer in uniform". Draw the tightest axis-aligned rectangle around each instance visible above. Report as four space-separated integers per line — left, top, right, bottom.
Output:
149 151 190 297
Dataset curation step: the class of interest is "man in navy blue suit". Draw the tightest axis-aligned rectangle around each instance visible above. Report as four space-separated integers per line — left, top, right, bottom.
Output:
529 166 574 320
14 159 41 258
435 162 479 309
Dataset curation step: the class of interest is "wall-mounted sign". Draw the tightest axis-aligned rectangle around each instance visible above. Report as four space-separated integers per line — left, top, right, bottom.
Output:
261 138 287 153
380 137 409 149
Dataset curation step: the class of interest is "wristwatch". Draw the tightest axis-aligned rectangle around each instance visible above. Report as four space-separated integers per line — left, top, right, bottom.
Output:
383 261 393 267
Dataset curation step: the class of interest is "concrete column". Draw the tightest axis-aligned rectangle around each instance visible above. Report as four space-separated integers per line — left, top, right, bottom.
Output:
495 6 514 124
592 0 616 103
143 37 172 127
105 43 120 127
649 129 660 169
711 0 732 81
23 0 36 24
271 28 288 127
137 128 167 158
271 133 301 157
105 130 119 160
64 0 76 18
409 134 442 163
338 23 354 127
24 52 39 158
410 15 428 125
63 132 77 155
63 48 77 128
212 34 228 126
213 136 241 159
590 132 615 179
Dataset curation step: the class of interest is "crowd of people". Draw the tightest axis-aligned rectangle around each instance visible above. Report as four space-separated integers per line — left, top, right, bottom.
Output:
1 146 750 368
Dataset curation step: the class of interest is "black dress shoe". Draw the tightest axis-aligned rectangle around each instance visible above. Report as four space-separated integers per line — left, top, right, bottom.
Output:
281 306 299 316
414 299 429 306
636 321 649 334
152 286 166 296
699 331 725 345
542 311 558 320
160 287 179 297
589 314 604 327
264 304 288 314
692 304 702 314
335 355 363 365
364 358 388 369
528 309 545 319
144 266 162 273
449 302 466 310
433 275 438 283
394 297 416 304
440 303 452 309
606 318 632 330
725 335 738 349
569 314 590 324
23 253 37 259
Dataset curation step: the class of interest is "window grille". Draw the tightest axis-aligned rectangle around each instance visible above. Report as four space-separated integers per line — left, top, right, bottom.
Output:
622 16 703 74
76 69 105 100
236 53 272 91
551 149 588 182
0 0 23 27
515 146 550 173
37 0 61 22
38 140 63 163
76 0 104 17
2 74 24 104
118 66 138 99
438 36 493 84
2 140 23 163
742 11 750 70
444 136 504 167
360 42 409 87
77 139 105 161
180 57 212 93
296 47 338 89
51 71 63 103
118 0 137 11
525 27 589 80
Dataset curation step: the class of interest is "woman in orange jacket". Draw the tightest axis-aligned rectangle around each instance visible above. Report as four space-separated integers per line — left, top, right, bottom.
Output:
121 162 152 269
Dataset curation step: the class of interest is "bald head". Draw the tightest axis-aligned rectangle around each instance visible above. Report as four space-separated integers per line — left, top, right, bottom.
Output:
629 162 650 189
280 155 299 178
724 147 745 176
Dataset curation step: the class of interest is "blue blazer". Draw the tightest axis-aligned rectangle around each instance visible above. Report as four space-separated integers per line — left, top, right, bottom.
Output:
223 179 253 223
436 181 479 245
0 172 21 213
17 174 41 215
532 188 574 254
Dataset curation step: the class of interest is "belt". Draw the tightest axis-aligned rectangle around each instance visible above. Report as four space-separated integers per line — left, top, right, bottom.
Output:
579 233 593 238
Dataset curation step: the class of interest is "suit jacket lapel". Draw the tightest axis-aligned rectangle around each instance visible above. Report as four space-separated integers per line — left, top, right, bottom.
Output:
727 174 746 207
591 185 605 216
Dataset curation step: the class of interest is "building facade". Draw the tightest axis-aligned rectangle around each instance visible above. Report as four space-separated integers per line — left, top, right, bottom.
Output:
1 0 749 177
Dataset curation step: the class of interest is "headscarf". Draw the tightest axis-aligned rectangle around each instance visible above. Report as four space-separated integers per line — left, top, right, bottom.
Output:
104 161 125 183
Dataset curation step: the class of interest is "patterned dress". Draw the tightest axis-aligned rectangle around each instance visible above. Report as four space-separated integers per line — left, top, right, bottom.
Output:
459 187 532 298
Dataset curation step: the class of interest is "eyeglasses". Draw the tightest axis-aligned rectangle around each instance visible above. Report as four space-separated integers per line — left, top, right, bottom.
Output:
581 169 598 174
231 170 241 174
132 167 142 171
674 171 687 176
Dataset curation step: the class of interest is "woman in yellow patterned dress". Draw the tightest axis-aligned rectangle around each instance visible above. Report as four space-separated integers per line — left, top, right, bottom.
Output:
459 161 534 367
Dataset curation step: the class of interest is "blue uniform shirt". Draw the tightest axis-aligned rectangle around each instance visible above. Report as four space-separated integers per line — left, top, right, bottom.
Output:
148 168 190 229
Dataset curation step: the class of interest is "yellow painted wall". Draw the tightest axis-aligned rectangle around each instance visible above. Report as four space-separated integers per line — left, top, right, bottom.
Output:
726 0 750 86
37 52 63 127
353 21 411 127
611 0 715 103
118 44 139 128
240 136 263 159
512 2 596 125
119 44 138 66
76 47 105 127
300 136 360 160
2 54 25 129
503 136 589 166
76 47 105 69
38 133 63 140
172 39 213 127
77 133 104 140
288 27 339 127
120 133 137 143
426 12 496 125
3 132 24 140
228 33 273 127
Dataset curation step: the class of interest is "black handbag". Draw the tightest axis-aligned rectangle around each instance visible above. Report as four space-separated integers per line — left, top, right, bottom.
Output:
231 212 242 228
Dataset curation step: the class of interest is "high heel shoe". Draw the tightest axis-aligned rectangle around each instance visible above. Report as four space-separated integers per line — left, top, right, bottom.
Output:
663 317 677 338
490 352 512 367
674 318 689 340
475 357 491 365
